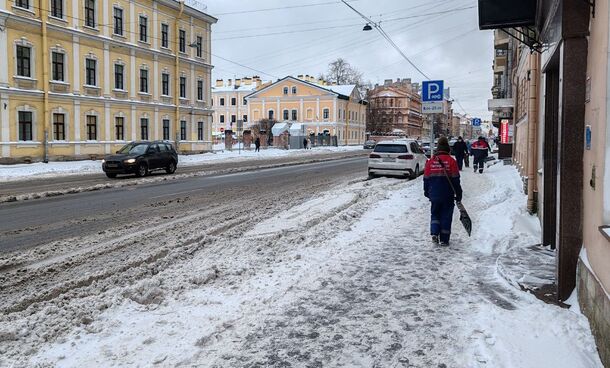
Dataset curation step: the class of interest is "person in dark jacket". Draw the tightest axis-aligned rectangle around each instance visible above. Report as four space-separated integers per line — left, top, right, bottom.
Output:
303 137 308 150
470 136 490 173
424 137 463 246
254 137 261 152
452 136 469 171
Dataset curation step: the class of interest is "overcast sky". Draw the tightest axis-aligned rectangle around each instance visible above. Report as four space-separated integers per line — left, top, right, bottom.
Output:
202 0 493 119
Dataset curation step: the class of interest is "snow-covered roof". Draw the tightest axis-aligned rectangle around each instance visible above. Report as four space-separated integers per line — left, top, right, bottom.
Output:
326 84 357 98
212 83 267 93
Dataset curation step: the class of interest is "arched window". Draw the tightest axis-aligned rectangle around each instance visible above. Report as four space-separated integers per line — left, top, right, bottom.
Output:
292 86 297 94
283 109 289 121
323 108 330 120
283 87 288 95
291 109 297 121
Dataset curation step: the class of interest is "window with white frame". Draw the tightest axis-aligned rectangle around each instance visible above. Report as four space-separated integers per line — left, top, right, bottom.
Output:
115 116 124 140
85 58 96 86
140 68 148 93
197 80 203 101
283 109 289 121
268 110 274 120
180 120 187 140
114 63 124 90
197 121 204 140
179 30 186 53
139 15 148 43
113 7 123 35
84 0 96 28
323 108 329 120
162 119 170 140
51 52 64 81
283 87 288 95
292 86 297 94
16 45 31 78
291 109 297 121
180 76 186 98
52 113 65 140
50 0 63 18
196 36 203 58
15 0 29 10
86 115 97 140
140 117 148 140
162 73 170 96
161 24 169 48
231 97 236 106
18 111 33 141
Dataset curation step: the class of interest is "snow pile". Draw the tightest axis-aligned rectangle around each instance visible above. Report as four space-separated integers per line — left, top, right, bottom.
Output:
0 146 363 182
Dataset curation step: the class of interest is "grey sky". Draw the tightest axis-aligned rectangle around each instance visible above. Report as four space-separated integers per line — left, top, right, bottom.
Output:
204 0 493 119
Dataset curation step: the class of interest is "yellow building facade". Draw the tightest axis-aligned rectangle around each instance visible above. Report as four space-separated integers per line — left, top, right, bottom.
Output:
0 0 216 163
245 75 366 145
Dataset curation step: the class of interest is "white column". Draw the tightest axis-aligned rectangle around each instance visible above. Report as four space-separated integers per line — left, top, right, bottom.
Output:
0 0 6 10
104 102 111 153
189 16 194 58
152 3 159 50
74 100 81 155
129 1 136 43
103 43 110 97
299 98 304 122
0 17 8 87
316 98 320 121
1 93 9 157
190 64 195 103
153 107 159 140
130 105 137 140
190 112 195 146
333 98 337 122
73 36 80 94
276 98 280 119
102 0 110 36
262 99 266 119
153 54 159 100
129 49 136 100
72 0 79 28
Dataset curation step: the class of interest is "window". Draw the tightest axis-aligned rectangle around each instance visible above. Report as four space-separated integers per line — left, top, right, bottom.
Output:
53 113 65 140
51 52 64 81
115 117 124 140
268 110 274 120
18 111 32 141
231 97 236 106
291 110 297 121
243 98 247 105
179 30 186 53
283 110 289 120
162 73 170 96
113 7 123 35
161 24 169 48
140 69 148 93
219 115 225 123
292 86 297 94
243 115 248 123
180 120 186 140
231 115 236 123
196 36 203 58
16 0 28 9
16 45 31 78
180 76 186 98
86 115 97 140
51 0 63 18
219 98 225 106
197 122 204 140
139 16 147 42
85 0 95 28
86 58 96 86
283 87 288 95
197 80 203 101
162 119 170 140
140 118 148 140
323 108 329 120
114 64 124 90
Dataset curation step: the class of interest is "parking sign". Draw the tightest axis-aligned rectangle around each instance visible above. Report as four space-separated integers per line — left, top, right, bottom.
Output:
422 80 444 102
472 118 481 127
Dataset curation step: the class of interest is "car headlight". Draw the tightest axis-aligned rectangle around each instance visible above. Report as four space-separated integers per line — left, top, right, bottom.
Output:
101 159 105 164
125 158 136 164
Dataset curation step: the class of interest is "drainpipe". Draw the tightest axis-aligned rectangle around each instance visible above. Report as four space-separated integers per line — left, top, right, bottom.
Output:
174 1 184 152
526 52 540 213
40 0 49 163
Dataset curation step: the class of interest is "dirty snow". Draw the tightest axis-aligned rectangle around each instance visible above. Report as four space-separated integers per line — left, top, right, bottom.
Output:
0 163 603 367
0 146 362 182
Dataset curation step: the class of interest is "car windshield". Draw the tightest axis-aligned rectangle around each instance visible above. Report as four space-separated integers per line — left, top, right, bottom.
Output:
118 144 148 155
374 144 408 153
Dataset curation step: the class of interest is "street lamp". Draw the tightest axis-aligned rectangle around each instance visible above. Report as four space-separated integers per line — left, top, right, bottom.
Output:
363 23 373 31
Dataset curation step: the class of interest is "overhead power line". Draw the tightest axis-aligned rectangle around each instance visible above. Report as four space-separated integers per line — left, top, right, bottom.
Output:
340 0 431 80
213 0 358 16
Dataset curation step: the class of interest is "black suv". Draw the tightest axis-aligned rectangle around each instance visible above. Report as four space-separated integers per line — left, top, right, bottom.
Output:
102 141 178 178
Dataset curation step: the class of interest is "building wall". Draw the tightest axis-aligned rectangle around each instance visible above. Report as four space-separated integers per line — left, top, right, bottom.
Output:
366 80 423 138
0 0 216 162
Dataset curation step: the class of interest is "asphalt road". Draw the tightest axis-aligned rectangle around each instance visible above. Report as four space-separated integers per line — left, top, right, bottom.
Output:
0 156 368 253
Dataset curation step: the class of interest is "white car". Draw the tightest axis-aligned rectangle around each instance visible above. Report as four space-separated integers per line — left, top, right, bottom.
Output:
368 140 428 179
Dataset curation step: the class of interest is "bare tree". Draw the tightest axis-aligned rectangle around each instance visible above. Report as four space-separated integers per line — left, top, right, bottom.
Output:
322 58 365 86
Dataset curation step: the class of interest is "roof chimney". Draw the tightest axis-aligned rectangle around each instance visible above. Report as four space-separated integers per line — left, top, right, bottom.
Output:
235 78 241 87
215 79 223 87
227 79 232 86
243 77 252 85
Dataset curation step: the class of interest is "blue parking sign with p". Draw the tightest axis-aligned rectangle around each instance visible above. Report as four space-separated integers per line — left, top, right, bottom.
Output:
422 80 444 102
472 118 481 126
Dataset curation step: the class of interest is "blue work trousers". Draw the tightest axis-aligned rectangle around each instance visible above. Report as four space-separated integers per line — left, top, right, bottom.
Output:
430 200 455 243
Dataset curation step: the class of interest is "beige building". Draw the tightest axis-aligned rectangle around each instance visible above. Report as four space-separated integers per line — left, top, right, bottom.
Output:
0 0 217 163
366 78 422 138
245 75 366 145
211 76 267 134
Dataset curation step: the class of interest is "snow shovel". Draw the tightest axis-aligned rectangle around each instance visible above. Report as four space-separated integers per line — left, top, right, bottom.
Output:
436 157 472 236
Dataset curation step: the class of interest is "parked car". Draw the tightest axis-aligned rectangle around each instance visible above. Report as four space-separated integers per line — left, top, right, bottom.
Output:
368 140 428 179
102 141 178 178
363 140 376 149
421 142 432 158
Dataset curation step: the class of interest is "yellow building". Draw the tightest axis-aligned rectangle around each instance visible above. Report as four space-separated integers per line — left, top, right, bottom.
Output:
0 0 217 163
245 75 366 145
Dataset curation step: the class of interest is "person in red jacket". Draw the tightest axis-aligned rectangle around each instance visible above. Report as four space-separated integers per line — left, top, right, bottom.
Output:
470 136 491 173
423 137 463 246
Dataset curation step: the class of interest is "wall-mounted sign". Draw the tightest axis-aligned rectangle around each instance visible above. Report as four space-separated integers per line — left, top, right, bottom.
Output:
500 119 510 144
585 125 592 150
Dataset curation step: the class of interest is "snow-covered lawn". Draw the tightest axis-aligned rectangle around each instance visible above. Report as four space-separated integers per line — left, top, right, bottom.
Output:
6 164 603 367
0 146 362 182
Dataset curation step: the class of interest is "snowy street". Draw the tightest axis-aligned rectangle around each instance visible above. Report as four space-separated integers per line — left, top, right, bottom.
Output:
0 162 603 367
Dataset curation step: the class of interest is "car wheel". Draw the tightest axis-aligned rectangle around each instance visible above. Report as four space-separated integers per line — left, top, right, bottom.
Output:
105 173 117 179
166 161 177 174
411 165 419 179
135 162 148 177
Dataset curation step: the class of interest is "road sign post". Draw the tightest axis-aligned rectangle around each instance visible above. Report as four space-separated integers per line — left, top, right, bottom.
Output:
237 119 243 155
422 80 445 155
